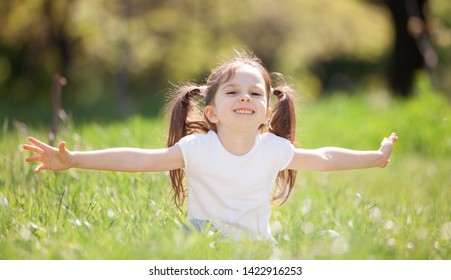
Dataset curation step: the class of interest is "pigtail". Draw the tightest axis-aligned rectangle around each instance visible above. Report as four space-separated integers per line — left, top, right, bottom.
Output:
269 85 297 206
166 84 209 210
269 86 296 141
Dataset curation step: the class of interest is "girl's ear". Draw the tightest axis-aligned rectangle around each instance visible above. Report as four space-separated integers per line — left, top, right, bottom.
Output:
204 105 218 123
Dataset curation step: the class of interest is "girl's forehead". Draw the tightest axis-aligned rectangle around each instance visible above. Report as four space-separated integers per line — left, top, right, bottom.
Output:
224 64 266 86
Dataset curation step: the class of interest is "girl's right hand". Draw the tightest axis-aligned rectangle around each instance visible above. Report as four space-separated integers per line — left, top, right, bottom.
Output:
23 137 72 173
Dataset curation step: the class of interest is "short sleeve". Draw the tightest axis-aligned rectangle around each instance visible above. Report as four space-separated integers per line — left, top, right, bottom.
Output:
263 133 295 171
278 138 295 171
175 134 198 170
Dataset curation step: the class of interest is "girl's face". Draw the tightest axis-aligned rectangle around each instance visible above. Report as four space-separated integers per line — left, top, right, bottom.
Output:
204 64 270 132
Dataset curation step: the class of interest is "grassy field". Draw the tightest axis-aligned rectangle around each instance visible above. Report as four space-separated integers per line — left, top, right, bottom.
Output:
0 85 450 260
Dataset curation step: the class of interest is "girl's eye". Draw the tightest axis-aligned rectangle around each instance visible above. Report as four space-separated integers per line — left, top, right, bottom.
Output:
226 91 237 95
252 92 262 96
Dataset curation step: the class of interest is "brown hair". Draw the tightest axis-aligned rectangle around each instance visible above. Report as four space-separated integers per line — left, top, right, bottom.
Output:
166 52 297 210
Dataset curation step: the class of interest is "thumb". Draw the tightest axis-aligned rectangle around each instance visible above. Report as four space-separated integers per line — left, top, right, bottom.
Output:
391 133 399 142
58 141 66 153
34 164 45 173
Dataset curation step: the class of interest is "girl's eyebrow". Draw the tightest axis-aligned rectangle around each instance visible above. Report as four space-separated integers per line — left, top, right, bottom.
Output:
221 83 264 91
221 83 238 89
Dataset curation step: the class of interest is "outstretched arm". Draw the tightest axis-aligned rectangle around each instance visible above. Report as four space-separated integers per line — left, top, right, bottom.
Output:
23 137 184 173
287 133 398 171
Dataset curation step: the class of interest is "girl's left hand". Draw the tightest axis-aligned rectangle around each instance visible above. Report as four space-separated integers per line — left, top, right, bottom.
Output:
378 132 398 167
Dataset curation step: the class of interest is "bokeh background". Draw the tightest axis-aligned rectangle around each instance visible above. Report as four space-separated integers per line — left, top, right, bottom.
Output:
1 0 450 260
1 0 450 123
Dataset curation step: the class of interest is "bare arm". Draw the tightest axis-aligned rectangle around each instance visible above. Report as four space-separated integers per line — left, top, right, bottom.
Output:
23 137 184 173
287 133 398 171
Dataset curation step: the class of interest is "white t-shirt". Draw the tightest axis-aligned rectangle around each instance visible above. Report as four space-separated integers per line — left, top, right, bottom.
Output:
176 130 295 240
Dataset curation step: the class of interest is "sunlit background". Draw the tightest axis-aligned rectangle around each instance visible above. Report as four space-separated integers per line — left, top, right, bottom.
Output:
1 0 450 122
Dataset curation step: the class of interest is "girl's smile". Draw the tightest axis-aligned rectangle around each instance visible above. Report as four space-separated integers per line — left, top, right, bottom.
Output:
234 108 254 115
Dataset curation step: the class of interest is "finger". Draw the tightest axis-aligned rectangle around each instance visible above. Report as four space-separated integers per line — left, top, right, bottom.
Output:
27 137 50 149
58 141 66 153
389 132 398 141
388 135 398 143
34 164 45 173
23 144 44 154
26 155 42 163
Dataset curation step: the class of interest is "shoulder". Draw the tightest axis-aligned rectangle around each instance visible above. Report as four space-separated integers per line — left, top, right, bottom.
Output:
177 131 209 144
176 131 217 151
260 132 293 146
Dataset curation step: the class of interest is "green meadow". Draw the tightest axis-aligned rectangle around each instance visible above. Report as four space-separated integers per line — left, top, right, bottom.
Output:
1 84 450 260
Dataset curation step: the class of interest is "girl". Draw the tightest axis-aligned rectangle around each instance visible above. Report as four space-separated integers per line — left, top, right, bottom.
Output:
23 52 398 241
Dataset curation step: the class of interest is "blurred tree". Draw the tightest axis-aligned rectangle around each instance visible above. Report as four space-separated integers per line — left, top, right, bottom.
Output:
1 0 450 122
372 0 437 97
0 0 73 102
43 0 72 78
112 0 132 118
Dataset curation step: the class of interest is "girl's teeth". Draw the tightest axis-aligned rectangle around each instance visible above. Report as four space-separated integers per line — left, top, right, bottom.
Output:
235 109 253 114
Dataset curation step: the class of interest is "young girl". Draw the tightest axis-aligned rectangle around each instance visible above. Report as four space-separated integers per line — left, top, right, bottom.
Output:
23 52 398 241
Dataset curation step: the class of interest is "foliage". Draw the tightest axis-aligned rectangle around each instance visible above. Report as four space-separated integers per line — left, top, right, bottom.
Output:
1 0 451 113
1 87 449 259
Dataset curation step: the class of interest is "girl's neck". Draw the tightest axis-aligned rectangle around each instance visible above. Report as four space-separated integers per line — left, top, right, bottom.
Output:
215 127 259 156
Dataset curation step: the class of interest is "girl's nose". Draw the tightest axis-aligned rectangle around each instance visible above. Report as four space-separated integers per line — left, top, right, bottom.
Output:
240 93 251 103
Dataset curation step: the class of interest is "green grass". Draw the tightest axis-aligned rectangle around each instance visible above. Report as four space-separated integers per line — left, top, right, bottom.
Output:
0 85 450 260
